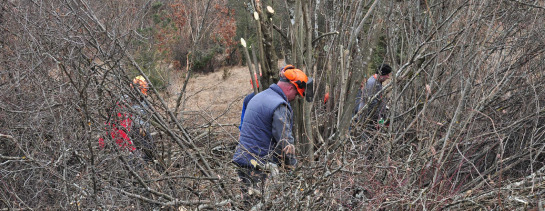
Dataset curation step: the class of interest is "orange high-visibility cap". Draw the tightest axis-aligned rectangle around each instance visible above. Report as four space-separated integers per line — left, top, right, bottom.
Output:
132 75 148 96
282 67 309 97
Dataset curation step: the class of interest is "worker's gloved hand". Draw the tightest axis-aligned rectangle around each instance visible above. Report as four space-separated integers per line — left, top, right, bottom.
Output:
378 118 386 125
274 142 297 169
282 144 297 167
377 117 390 129
282 144 295 155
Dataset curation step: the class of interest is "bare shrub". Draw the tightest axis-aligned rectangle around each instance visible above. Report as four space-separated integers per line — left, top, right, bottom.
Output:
1 0 544 210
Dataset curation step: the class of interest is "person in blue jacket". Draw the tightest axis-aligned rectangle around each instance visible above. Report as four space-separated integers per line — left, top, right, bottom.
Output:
233 65 313 205
239 93 256 131
239 73 259 131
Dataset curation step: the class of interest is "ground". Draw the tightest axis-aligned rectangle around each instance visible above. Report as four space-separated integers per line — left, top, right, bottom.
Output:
165 64 256 143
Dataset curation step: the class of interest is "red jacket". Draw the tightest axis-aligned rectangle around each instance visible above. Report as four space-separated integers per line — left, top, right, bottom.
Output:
99 104 136 151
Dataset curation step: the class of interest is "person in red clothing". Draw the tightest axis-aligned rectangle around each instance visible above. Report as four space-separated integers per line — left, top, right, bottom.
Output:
98 76 149 152
98 102 136 151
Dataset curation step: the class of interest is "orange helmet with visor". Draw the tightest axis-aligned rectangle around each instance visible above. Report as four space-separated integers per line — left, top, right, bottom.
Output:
280 65 314 102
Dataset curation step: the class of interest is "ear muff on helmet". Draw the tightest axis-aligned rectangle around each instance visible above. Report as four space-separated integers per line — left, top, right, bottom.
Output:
282 68 313 102
304 77 314 102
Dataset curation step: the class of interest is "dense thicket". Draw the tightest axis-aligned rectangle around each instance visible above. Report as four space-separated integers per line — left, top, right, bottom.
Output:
1 0 544 210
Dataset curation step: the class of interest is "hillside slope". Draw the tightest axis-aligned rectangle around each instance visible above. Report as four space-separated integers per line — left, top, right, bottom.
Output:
166 65 255 142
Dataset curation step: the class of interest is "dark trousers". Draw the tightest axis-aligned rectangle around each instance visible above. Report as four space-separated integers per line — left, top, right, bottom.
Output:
236 166 268 207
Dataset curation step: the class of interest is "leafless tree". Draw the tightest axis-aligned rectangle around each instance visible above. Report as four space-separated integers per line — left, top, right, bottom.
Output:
1 0 544 210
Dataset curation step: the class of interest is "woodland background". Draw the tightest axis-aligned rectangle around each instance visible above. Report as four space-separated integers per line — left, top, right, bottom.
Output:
1 0 545 210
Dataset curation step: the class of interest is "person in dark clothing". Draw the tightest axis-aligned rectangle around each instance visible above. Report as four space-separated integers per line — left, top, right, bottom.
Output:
129 76 156 165
354 64 392 129
239 92 256 131
239 73 259 131
232 65 313 207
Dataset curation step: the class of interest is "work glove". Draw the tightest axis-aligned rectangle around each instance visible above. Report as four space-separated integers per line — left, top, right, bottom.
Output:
273 142 297 169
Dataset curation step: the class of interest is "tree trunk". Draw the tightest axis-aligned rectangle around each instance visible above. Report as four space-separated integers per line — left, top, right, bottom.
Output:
254 0 279 89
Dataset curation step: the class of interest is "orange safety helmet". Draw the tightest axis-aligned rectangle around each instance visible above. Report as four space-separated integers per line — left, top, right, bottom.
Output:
132 75 148 96
280 65 314 102
280 65 310 97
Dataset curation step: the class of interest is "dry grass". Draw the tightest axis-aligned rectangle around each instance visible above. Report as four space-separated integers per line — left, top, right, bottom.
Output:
163 65 254 144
